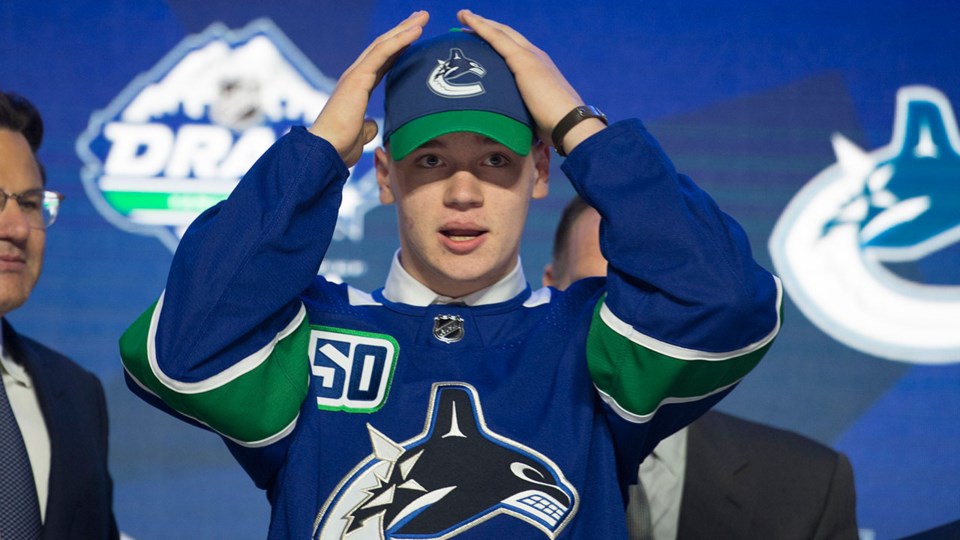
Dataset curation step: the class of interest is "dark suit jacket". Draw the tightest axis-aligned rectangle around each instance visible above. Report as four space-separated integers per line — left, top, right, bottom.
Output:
6 321 119 539
677 411 857 540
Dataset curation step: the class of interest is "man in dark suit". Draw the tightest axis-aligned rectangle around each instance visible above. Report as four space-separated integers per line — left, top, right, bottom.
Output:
544 195 858 540
0 91 118 539
677 410 856 539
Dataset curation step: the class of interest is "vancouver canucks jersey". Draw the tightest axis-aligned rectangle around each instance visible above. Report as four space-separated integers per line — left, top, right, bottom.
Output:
121 120 781 539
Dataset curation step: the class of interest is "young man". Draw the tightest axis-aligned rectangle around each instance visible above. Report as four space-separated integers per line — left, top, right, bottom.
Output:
545 196 857 540
0 91 118 539
121 10 781 539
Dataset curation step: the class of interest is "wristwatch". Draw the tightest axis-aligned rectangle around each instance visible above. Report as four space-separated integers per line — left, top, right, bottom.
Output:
551 105 608 157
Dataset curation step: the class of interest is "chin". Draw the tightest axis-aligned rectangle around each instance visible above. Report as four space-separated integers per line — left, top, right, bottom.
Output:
436 262 506 292
0 282 34 315
0 296 28 316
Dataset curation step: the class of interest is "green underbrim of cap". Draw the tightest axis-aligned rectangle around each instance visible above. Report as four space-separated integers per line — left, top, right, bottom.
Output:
389 110 533 160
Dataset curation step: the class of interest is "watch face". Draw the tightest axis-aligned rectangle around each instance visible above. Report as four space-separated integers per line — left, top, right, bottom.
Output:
585 106 606 122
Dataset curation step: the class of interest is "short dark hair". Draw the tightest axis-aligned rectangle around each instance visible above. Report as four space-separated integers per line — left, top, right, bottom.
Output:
0 91 46 183
550 195 593 281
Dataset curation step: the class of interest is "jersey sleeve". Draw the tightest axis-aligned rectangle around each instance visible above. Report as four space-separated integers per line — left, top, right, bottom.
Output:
562 120 783 457
119 127 349 455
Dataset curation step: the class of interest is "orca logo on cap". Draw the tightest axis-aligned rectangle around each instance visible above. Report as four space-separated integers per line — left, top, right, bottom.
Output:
427 48 487 98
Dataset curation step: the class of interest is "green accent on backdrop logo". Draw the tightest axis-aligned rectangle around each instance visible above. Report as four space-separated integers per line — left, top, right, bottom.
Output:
76 18 383 257
102 191 228 213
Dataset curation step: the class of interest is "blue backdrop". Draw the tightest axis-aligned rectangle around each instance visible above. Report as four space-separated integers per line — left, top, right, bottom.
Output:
2 1 958 538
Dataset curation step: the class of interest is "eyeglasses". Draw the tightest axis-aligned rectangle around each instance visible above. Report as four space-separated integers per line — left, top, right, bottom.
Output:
0 189 65 229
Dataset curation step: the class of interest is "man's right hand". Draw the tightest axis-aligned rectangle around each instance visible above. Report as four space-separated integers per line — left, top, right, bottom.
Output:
309 11 429 167
457 10 605 157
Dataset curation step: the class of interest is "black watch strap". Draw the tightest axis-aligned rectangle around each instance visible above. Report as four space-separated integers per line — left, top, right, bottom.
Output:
551 105 608 156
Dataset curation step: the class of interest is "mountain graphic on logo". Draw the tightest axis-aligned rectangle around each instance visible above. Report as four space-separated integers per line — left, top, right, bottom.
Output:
771 86 960 364
76 19 381 251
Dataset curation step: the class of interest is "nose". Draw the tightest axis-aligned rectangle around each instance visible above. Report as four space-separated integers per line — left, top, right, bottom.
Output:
443 171 483 210
0 200 32 242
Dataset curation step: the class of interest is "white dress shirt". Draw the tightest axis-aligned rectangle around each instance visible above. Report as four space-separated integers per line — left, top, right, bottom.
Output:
381 250 528 307
633 426 688 540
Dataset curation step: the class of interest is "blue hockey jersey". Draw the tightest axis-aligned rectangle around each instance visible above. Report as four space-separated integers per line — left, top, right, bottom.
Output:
121 120 781 539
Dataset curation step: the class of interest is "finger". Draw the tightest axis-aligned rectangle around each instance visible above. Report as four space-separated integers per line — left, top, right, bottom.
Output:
348 10 430 70
348 15 428 92
370 27 421 87
359 10 430 58
342 121 378 167
361 119 379 147
309 12 427 159
457 10 535 51
329 13 427 109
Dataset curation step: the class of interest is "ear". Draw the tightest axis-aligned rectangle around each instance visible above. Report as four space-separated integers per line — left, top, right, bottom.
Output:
531 142 550 200
375 147 395 205
542 262 556 288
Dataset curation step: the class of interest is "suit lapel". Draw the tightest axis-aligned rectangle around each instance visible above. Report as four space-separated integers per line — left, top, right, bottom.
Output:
3 321 70 539
4 321 65 421
677 412 756 539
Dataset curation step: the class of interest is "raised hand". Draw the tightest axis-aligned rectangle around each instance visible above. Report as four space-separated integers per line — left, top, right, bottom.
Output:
457 9 606 155
309 11 430 166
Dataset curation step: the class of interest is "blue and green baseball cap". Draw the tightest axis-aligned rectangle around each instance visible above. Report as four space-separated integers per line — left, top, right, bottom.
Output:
383 30 535 161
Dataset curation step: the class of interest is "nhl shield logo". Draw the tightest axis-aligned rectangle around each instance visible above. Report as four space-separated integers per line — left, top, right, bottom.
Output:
76 18 382 255
433 314 465 343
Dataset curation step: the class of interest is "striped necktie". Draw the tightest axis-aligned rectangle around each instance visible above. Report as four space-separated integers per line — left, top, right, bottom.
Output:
626 480 654 540
0 376 42 539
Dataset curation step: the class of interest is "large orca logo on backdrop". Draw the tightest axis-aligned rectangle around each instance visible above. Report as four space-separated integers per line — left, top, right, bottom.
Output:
771 86 960 364
76 19 381 253
427 48 487 98
313 383 578 539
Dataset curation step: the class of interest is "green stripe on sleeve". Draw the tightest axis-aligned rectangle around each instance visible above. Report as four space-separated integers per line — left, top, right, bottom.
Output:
119 301 310 445
586 298 773 419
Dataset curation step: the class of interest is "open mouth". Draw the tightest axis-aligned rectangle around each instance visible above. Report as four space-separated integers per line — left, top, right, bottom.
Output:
439 226 488 253
441 229 486 242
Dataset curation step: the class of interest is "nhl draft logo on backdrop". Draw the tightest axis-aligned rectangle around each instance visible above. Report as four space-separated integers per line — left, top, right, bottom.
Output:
313 383 578 539
427 48 487 98
76 19 381 253
770 86 960 364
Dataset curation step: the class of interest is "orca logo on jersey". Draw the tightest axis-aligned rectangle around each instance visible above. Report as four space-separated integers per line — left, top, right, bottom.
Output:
310 327 399 413
427 48 487 98
313 383 579 539
771 86 960 364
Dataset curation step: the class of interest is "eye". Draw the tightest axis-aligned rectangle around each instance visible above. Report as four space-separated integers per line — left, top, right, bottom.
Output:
484 153 511 167
415 154 444 168
17 196 43 212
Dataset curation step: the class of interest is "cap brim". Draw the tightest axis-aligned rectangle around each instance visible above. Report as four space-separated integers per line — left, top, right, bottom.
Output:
388 110 533 161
